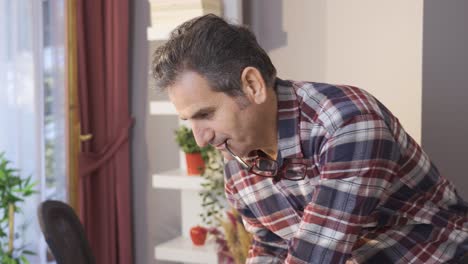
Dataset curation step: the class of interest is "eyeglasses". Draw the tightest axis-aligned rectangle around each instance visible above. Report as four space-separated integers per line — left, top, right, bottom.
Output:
224 142 307 181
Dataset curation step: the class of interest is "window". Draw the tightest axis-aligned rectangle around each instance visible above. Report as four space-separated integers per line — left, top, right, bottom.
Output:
0 0 66 263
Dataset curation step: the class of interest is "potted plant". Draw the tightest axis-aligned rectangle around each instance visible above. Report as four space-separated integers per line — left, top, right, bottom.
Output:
0 152 37 263
199 148 225 227
174 125 211 175
197 149 253 263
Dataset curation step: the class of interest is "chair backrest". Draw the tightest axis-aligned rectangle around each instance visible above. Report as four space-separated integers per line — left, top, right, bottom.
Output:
37 200 95 264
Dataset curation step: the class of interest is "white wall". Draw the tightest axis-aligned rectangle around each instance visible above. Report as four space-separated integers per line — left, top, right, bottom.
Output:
252 0 327 82
131 1 181 264
247 0 423 142
324 0 423 143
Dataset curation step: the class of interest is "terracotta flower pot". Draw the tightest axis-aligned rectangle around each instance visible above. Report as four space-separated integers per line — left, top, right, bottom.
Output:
185 152 205 175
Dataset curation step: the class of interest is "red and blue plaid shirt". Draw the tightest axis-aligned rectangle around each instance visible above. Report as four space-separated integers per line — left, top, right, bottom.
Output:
224 79 468 263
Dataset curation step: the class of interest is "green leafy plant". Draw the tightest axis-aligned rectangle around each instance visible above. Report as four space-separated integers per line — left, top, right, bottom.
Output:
198 150 252 264
174 125 212 161
175 126 200 153
0 152 37 264
174 126 226 225
199 148 226 227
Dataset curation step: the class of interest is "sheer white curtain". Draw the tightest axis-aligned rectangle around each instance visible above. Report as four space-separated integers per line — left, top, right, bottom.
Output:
0 0 66 263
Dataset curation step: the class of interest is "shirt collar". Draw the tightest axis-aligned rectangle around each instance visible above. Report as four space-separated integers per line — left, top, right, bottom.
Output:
275 78 304 167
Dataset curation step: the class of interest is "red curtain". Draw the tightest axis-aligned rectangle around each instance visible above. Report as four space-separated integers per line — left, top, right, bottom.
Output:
76 0 134 263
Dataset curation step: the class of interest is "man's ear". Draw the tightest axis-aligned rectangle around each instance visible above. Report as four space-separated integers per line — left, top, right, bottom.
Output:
240 67 267 104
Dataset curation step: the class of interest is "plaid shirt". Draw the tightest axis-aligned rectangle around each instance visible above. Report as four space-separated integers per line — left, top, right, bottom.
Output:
224 79 468 264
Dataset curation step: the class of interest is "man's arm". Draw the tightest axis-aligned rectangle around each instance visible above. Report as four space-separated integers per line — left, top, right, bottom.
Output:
224 179 289 263
243 212 289 263
285 113 401 263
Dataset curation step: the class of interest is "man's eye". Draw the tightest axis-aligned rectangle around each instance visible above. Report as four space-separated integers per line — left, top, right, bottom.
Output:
197 112 212 119
202 112 212 118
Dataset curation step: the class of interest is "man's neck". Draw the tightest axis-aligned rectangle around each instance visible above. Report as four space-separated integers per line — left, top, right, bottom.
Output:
257 84 279 160
262 102 278 160
262 146 278 160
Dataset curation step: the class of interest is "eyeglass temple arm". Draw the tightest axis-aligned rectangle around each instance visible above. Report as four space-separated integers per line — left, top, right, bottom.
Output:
224 142 250 170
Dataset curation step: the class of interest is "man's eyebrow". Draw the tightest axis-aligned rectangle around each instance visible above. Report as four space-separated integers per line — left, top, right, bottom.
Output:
180 106 215 121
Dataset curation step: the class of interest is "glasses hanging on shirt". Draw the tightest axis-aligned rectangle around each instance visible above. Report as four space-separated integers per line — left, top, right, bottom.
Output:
224 142 307 181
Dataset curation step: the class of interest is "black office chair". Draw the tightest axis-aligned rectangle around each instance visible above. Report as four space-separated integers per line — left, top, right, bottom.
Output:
37 200 95 264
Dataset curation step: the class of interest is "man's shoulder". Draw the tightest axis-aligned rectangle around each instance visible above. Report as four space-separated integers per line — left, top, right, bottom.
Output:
284 80 389 132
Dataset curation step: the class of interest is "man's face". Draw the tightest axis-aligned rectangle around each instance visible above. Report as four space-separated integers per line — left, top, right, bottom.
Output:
168 71 264 158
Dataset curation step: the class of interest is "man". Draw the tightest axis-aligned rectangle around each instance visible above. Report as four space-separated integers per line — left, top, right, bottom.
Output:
152 14 468 263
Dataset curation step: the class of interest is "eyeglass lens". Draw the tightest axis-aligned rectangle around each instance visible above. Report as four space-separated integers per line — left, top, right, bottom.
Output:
252 158 278 177
251 158 307 180
283 163 307 180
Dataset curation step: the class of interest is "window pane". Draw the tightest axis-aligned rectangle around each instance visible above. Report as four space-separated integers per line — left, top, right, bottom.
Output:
0 0 66 263
43 0 66 202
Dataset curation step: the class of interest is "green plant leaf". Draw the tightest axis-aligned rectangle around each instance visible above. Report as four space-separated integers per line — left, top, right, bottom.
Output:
174 126 201 153
20 255 29 264
0 152 37 258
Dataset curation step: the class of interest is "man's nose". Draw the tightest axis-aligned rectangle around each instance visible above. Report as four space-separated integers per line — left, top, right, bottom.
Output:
192 124 213 148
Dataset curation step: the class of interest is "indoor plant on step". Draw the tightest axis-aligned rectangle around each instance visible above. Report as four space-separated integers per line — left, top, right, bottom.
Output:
174 125 212 175
0 152 37 264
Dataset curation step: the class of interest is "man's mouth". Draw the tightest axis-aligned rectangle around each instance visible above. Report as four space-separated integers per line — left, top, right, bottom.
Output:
212 140 227 150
